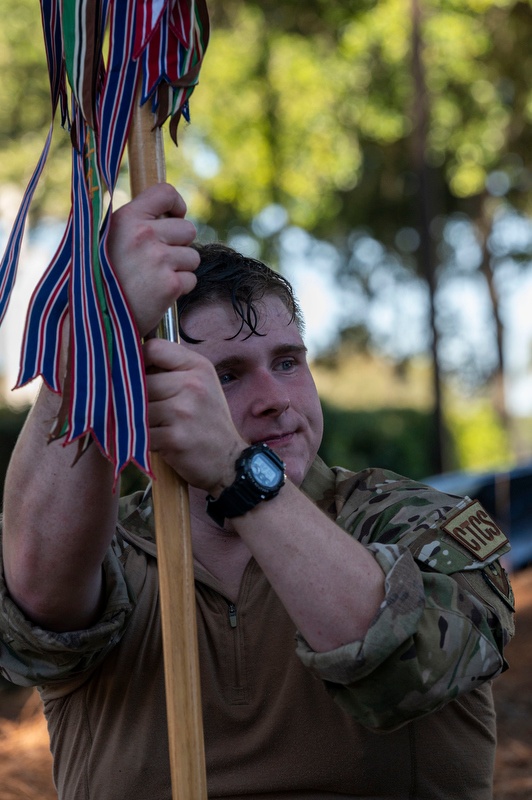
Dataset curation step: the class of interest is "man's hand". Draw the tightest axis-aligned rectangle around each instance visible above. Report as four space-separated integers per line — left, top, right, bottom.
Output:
2 184 201 631
143 338 247 495
107 183 200 337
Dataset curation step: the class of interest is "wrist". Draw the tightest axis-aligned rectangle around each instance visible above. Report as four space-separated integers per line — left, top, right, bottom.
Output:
204 439 248 499
206 443 286 528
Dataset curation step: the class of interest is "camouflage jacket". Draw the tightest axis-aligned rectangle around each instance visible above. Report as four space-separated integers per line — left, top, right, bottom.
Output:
296 457 515 729
0 456 514 735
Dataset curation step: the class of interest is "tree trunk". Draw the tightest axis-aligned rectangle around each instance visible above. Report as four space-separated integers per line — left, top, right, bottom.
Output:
410 0 446 473
475 199 509 427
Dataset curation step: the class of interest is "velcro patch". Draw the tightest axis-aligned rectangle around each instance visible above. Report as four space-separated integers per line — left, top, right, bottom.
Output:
483 561 515 611
441 500 509 560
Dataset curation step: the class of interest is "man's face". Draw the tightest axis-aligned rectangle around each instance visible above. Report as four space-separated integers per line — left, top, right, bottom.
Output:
181 294 323 487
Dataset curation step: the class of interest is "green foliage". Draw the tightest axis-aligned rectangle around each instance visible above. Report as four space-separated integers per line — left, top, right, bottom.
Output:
4 0 532 237
1 0 531 228
0 406 28 511
172 3 362 231
2 0 532 471
318 400 444 479
0 0 71 217
177 0 531 220
447 400 512 470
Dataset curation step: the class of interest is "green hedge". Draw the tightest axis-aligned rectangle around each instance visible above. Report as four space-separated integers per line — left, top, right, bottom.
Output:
318 401 447 480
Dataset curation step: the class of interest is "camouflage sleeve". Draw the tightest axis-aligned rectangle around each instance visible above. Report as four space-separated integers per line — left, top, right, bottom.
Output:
296 462 515 731
0 518 134 689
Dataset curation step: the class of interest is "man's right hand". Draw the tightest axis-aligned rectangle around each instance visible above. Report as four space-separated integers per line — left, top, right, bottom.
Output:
107 183 200 337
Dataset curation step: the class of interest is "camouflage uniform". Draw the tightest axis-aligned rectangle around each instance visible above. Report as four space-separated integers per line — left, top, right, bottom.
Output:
0 457 514 799
298 458 514 729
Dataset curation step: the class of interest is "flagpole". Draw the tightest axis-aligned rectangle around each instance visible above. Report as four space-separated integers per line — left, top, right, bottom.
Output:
127 89 208 800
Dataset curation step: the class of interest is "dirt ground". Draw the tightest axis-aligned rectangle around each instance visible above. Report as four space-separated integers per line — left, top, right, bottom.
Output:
492 567 532 800
0 568 531 799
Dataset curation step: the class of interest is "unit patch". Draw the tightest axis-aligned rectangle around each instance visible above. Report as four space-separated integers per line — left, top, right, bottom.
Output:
482 561 515 611
441 500 509 560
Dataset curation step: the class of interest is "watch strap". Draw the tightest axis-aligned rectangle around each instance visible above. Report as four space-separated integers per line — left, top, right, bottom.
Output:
206 444 285 527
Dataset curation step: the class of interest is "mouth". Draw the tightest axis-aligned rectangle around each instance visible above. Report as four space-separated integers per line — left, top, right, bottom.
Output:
255 432 294 448
261 431 295 450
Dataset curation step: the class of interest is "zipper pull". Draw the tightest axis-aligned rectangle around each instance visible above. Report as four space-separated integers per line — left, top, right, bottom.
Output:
228 602 237 628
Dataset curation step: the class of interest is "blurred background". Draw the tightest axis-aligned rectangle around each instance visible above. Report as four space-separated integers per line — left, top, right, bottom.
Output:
1 0 532 563
0 1 532 796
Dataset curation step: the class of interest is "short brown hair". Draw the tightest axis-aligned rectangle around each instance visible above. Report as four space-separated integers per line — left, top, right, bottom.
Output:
177 242 304 343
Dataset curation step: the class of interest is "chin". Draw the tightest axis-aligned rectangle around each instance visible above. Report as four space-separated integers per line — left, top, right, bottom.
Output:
273 440 319 487
284 458 310 488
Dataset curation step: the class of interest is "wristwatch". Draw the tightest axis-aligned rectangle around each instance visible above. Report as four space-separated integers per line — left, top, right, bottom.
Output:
206 443 286 527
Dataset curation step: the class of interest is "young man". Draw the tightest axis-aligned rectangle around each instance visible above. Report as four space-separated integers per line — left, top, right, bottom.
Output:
0 184 514 799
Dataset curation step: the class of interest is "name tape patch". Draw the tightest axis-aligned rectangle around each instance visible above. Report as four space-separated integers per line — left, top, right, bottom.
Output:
441 500 509 560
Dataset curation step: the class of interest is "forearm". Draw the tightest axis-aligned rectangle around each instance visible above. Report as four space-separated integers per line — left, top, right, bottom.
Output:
1 186 198 632
297 545 508 730
2 382 119 631
232 481 386 652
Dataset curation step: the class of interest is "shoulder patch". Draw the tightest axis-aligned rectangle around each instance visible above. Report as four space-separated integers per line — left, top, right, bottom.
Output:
441 500 509 560
482 561 515 612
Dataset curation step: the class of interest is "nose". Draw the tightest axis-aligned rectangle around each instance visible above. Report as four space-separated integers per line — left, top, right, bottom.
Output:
249 371 291 417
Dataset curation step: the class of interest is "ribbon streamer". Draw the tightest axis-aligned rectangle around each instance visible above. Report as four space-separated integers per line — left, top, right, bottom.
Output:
0 0 209 481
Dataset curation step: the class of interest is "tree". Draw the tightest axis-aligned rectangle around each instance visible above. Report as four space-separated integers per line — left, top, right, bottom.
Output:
0 0 71 218
3 0 532 467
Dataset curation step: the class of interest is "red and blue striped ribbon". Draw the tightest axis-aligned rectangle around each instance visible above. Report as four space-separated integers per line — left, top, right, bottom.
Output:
97 0 150 473
17 218 71 393
0 0 209 481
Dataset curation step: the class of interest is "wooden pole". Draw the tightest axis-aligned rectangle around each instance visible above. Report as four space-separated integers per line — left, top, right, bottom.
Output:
127 92 208 800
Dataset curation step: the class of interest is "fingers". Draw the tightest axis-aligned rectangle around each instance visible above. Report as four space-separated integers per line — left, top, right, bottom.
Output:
111 184 197 252
144 227 200 273
151 216 198 247
130 182 188 220
109 185 190 249
107 185 200 336
143 339 222 429
123 183 200 266
143 337 204 376
142 340 246 490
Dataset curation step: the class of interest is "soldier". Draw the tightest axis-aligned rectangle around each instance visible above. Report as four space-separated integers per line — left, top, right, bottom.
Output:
0 184 514 799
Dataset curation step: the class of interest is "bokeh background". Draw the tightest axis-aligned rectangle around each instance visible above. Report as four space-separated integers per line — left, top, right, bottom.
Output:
1 1 531 797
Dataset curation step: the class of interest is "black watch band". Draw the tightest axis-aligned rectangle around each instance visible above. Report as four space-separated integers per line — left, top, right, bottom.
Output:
206 443 286 527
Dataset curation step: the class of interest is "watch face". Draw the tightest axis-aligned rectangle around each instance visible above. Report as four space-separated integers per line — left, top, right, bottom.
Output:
250 452 283 488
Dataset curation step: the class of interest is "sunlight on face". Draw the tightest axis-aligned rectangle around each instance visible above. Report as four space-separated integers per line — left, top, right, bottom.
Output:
181 295 324 486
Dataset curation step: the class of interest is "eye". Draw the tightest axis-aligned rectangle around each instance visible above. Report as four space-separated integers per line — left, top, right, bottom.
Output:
218 372 235 386
277 358 296 372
